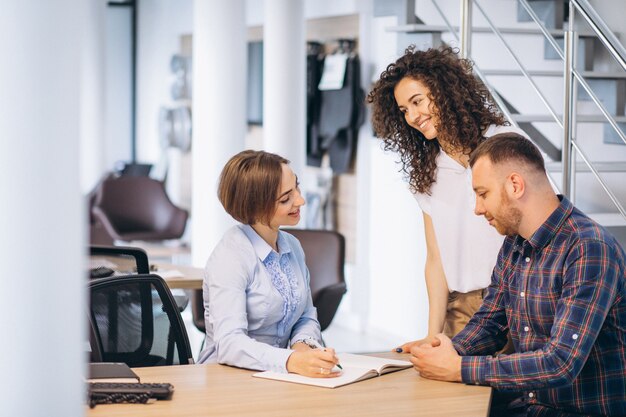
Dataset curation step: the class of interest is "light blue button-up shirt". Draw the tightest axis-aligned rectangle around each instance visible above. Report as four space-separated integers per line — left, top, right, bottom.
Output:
197 224 322 372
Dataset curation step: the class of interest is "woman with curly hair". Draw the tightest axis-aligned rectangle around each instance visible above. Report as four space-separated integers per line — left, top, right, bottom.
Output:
367 46 526 352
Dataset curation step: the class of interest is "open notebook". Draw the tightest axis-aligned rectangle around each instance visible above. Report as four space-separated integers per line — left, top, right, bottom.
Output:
252 353 412 388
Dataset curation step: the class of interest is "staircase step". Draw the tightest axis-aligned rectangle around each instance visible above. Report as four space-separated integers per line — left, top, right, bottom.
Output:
517 0 563 29
587 212 626 227
546 161 626 173
513 114 626 123
388 24 595 37
481 69 626 79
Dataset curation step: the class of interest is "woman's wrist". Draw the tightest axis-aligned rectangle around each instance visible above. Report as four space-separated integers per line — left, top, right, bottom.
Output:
291 338 320 350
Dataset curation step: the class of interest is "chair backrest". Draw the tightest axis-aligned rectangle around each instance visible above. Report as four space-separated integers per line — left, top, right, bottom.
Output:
91 176 188 241
190 289 206 334
88 274 194 367
190 229 348 335
285 229 347 331
89 245 150 276
87 175 116 245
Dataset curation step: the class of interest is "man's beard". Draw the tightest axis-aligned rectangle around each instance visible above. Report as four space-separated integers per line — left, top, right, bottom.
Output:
492 188 522 236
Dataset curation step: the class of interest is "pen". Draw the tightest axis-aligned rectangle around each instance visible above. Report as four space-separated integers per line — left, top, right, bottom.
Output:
332 363 343 372
321 348 343 371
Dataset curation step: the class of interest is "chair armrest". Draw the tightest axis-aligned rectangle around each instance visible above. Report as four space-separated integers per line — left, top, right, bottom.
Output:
312 282 347 331
91 206 123 241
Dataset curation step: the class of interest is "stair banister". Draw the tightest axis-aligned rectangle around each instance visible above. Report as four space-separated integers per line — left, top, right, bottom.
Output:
563 28 577 198
474 0 563 129
460 0 472 59
429 0 520 130
518 0 564 60
573 0 626 72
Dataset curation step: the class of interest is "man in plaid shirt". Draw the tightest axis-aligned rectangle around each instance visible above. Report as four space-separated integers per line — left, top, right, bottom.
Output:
411 132 625 416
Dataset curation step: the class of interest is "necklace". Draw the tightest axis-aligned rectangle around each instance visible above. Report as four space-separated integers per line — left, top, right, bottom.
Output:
439 143 469 168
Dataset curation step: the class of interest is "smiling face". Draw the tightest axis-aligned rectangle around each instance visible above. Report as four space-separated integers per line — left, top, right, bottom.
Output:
393 77 439 140
472 156 522 236
269 163 305 229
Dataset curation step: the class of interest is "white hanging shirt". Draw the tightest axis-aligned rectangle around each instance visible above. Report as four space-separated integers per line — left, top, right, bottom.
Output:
413 125 529 293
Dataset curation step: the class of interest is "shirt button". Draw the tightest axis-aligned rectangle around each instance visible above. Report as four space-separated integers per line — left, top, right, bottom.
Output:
525 257 530 263
524 326 530 332
520 291 525 297
572 334 579 340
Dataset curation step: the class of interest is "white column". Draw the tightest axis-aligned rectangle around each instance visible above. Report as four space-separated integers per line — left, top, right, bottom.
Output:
263 0 306 175
0 1 85 417
191 0 247 266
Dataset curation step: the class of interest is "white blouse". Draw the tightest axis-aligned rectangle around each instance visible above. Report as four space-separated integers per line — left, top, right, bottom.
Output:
413 125 529 293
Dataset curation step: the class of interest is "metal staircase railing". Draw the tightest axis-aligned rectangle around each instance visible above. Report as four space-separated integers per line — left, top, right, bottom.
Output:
450 0 626 221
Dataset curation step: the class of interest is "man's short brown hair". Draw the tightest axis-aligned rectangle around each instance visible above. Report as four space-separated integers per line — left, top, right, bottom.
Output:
218 150 289 225
469 132 545 173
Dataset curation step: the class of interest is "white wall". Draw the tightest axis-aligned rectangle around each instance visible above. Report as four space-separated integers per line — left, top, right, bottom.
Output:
80 0 106 192
136 0 193 164
365 140 428 338
105 7 133 169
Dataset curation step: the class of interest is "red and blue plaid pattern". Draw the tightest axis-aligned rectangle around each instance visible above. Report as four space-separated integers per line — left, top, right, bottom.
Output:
453 196 626 416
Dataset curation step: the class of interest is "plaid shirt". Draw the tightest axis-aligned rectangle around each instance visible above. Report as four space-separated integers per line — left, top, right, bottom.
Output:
453 196 626 416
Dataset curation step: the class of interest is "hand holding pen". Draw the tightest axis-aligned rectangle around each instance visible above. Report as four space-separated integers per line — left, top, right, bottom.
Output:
287 346 343 378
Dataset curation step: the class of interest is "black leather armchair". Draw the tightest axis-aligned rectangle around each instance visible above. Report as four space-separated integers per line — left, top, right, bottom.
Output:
286 229 347 331
91 176 188 242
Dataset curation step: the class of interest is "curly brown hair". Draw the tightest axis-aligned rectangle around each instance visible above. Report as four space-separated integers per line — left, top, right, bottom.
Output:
367 45 507 194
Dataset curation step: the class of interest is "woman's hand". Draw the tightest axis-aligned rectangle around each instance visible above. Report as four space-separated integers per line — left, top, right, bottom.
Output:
286 347 341 378
393 336 437 353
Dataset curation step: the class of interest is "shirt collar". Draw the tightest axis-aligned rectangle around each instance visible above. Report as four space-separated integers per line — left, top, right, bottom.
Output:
437 150 467 172
241 224 292 262
526 195 572 250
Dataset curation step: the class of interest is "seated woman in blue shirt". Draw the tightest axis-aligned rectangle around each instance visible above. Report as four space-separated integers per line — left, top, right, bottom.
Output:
197 150 340 378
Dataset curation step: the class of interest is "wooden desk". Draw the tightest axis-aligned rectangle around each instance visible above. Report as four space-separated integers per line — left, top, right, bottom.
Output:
131 242 192 260
153 263 203 290
87 353 491 417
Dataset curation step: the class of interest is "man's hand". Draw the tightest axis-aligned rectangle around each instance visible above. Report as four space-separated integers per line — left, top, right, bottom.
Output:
409 334 462 382
392 335 437 353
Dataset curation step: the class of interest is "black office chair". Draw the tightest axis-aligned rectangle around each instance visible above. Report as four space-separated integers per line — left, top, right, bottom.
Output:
189 229 347 344
89 245 150 277
89 244 189 310
286 229 347 331
88 274 194 367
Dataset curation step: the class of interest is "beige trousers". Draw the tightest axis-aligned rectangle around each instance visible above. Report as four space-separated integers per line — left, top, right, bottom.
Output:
443 289 514 354
442 289 485 338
